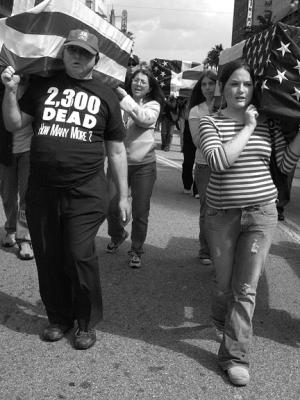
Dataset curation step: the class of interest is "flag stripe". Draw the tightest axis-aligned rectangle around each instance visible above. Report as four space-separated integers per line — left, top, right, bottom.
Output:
0 0 14 17
0 0 133 86
5 10 131 64
12 0 37 15
219 40 245 66
182 67 203 80
0 25 66 59
0 45 62 74
0 0 43 17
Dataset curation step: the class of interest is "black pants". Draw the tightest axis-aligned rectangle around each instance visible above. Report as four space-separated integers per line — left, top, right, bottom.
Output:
26 173 107 329
182 120 197 195
161 117 174 150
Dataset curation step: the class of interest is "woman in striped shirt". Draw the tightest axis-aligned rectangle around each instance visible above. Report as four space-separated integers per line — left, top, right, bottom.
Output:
199 59 300 386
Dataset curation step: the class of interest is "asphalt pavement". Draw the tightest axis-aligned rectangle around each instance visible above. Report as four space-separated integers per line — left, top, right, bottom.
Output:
0 132 299 400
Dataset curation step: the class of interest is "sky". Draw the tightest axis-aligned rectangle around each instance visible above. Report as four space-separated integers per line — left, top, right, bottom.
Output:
107 0 235 64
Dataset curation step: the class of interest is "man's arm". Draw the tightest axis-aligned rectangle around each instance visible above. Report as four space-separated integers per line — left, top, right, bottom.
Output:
106 140 131 224
1 66 32 131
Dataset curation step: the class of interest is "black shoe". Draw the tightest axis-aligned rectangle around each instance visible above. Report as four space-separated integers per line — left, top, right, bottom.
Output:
73 328 96 350
106 231 129 253
42 323 72 342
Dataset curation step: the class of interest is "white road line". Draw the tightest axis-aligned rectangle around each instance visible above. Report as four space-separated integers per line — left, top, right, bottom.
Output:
156 154 182 170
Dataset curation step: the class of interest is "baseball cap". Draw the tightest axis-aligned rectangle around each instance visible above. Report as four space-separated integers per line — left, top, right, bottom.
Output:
63 29 99 55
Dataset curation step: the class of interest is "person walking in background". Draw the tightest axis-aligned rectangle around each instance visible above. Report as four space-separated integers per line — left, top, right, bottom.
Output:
199 60 300 386
106 68 164 268
188 70 217 264
0 77 34 260
160 94 178 151
124 54 139 88
177 96 188 152
271 118 298 221
181 98 198 197
1 29 130 350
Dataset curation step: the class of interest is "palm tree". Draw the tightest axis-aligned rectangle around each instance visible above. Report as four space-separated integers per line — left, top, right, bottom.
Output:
204 44 223 70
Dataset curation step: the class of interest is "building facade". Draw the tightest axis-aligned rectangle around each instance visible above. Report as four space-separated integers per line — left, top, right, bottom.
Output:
232 0 299 45
78 0 108 18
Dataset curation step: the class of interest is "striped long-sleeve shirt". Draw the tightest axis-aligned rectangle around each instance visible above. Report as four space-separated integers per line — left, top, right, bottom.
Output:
199 114 299 209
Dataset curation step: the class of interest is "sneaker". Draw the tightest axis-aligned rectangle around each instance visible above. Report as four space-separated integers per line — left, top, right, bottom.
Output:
128 251 141 268
198 252 212 265
227 366 250 386
106 231 129 253
183 189 192 195
73 327 96 350
19 242 34 260
194 194 200 199
2 233 16 247
200 257 212 265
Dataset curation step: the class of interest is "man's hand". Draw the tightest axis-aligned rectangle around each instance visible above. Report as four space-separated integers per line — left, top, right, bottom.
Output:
1 66 20 92
119 196 131 226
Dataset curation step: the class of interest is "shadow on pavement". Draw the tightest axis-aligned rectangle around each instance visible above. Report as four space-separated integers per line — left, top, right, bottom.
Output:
96 235 222 376
255 241 300 348
0 291 46 335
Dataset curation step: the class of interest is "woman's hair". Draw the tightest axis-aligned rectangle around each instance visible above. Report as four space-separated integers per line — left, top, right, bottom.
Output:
189 69 217 110
125 68 165 105
218 59 255 90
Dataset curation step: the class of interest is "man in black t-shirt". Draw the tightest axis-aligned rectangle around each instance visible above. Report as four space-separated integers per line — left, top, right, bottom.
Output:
1 29 131 350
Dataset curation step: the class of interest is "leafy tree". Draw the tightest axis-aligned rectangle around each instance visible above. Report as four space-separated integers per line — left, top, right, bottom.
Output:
203 44 223 70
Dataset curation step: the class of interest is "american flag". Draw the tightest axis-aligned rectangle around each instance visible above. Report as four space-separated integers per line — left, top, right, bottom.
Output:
219 22 300 120
0 0 133 86
150 58 203 97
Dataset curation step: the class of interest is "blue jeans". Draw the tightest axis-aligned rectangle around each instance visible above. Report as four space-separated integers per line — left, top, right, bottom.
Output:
205 202 277 370
0 151 31 242
194 164 210 257
107 162 156 255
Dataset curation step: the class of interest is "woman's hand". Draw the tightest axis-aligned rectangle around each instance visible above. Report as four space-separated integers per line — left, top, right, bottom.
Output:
115 87 128 101
244 104 258 128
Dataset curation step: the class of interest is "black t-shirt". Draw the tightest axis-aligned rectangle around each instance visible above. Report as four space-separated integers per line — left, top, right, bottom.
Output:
19 71 125 188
